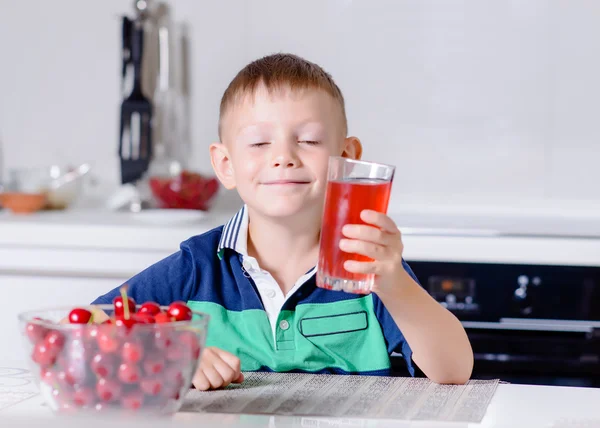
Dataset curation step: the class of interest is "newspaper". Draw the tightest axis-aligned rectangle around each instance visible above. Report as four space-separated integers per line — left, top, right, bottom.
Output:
0 367 38 411
181 372 499 423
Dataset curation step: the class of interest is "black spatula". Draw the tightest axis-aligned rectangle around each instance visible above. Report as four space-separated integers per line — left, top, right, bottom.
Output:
118 20 153 185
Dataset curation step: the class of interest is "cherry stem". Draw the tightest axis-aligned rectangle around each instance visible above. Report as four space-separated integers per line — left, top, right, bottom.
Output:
120 285 130 320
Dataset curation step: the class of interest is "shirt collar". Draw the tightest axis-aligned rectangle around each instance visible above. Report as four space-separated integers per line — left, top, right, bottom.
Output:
217 205 249 256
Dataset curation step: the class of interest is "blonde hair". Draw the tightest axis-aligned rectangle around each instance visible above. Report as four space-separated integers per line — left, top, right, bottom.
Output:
218 53 347 137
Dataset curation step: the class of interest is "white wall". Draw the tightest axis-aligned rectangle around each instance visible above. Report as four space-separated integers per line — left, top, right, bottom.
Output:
1 0 599 215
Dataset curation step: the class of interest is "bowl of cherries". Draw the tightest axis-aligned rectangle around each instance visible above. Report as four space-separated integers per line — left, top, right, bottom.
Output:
18 286 209 415
149 170 220 211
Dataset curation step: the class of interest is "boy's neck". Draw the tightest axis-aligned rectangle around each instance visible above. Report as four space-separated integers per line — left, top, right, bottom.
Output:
246 206 321 294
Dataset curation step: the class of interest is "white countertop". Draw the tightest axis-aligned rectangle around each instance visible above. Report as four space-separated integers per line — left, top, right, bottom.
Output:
1 362 599 427
2 204 600 275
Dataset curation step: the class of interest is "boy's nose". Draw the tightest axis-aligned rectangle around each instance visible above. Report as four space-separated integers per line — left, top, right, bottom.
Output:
271 149 299 168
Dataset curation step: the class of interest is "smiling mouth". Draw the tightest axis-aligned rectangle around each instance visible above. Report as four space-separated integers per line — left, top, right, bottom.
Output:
261 180 311 185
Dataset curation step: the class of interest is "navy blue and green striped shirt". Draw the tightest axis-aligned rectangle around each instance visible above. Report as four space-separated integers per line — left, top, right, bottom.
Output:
92 207 419 376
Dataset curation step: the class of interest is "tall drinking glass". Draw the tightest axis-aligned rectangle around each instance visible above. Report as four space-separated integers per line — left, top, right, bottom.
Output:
317 156 395 294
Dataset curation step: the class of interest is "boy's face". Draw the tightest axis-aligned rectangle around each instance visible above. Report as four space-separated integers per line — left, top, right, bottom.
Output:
211 83 362 219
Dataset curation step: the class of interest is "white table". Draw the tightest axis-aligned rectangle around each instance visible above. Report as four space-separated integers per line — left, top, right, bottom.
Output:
1 361 599 428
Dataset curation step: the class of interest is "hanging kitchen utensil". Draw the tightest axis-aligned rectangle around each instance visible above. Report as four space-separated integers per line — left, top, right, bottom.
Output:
118 17 153 185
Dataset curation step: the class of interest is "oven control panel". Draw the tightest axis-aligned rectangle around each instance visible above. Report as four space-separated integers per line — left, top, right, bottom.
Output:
409 261 600 322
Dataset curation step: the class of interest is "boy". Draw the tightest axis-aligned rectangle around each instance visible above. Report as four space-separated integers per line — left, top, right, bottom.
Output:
93 53 473 390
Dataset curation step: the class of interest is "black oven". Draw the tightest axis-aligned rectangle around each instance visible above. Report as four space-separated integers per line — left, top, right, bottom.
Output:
392 261 600 387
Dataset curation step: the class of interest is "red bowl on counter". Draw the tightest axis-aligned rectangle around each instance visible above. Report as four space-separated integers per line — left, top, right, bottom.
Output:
149 170 220 211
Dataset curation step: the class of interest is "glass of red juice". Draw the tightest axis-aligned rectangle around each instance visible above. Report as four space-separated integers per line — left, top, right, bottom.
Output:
316 156 395 294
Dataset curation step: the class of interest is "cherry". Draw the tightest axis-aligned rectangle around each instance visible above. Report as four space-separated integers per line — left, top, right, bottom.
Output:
179 331 201 360
138 302 161 316
32 341 58 368
122 341 144 363
25 318 49 344
166 344 184 362
40 368 59 389
96 377 122 402
154 312 172 323
167 301 192 321
45 330 66 350
113 285 136 318
153 330 172 350
68 308 92 324
134 313 156 324
114 316 138 330
91 353 117 378
121 390 144 410
97 328 119 353
72 387 95 407
118 363 141 384
140 377 163 396
142 355 165 375
163 365 184 390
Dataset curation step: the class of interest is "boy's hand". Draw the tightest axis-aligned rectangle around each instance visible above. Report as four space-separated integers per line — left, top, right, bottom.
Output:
339 209 404 295
192 347 244 391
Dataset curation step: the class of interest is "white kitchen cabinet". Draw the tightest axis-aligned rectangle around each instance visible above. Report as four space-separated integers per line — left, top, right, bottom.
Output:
0 275 127 366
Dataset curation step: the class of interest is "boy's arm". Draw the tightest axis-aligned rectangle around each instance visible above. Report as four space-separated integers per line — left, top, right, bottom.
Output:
340 210 473 384
376 263 473 384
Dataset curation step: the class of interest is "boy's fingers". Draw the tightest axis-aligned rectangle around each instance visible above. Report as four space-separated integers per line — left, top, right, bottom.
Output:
360 210 399 234
341 224 394 245
192 370 211 391
233 372 245 384
203 365 227 390
344 260 379 274
213 358 238 385
339 239 386 259
213 348 242 374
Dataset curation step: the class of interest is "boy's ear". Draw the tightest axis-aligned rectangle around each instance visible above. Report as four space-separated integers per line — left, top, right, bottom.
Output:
210 143 237 190
341 136 363 160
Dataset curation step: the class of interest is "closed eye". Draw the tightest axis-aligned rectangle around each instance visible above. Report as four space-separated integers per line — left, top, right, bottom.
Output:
299 140 320 145
250 142 269 148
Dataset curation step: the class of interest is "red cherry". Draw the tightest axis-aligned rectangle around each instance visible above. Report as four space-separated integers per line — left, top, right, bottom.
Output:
45 330 66 350
166 344 184 362
114 316 138 329
140 377 163 396
25 318 49 344
68 308 92 324
166 301 192 321
32 341 58 368
40 367 57 386
96 377 122 402
121 390 144 410
97 328 119 354
72 387 95 407
132 313 155 324
90 353 117 378
153 330 172 349
142 355 165 375
138 302 161 316
113 296 136 318
122 341 144 363
154 312 172 323
178 331 201 360
118 362 140 384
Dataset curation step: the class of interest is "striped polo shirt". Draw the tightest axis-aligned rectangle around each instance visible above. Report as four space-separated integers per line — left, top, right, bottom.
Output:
92 206 419 376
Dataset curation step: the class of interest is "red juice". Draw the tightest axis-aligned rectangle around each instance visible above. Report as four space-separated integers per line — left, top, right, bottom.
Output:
317 178 392 293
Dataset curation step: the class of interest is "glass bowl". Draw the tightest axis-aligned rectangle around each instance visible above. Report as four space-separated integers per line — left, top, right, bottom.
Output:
18 304 209 415
149 170 219 211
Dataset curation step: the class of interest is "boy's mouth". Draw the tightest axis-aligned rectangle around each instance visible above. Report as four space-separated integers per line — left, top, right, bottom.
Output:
261 180 311 185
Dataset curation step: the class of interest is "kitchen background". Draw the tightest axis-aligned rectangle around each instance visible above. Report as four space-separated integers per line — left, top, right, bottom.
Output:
1 0 599 215
0 0 599 387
